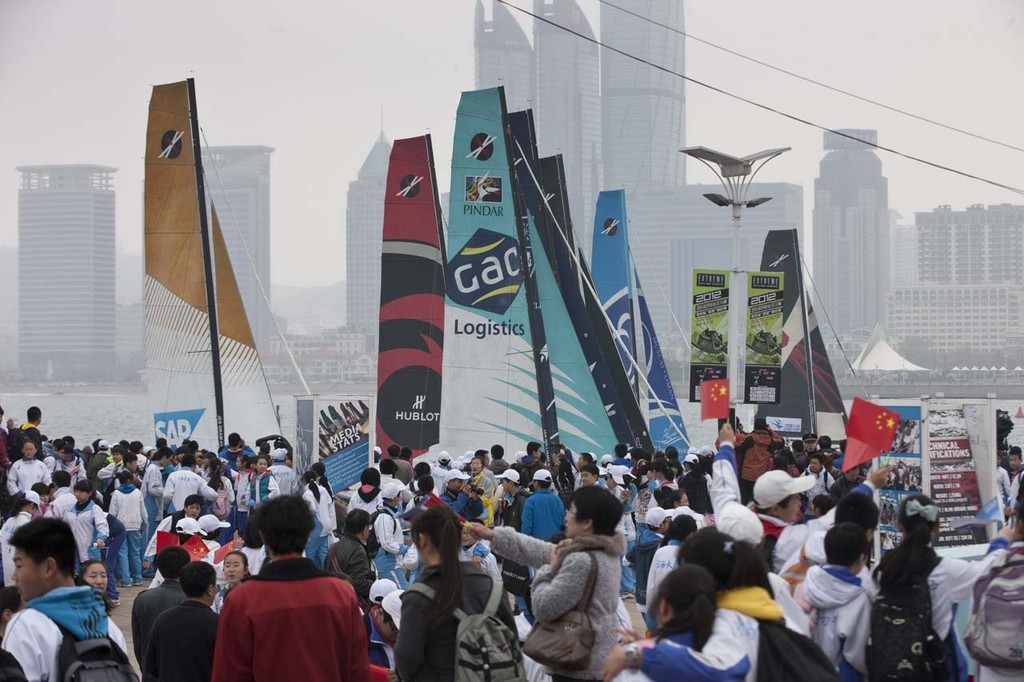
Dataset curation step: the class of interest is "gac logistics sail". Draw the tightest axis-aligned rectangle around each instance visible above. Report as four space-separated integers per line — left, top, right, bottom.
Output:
452 319 527 339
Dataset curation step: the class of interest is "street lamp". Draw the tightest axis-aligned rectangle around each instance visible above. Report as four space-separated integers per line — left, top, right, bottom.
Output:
681 146 790 408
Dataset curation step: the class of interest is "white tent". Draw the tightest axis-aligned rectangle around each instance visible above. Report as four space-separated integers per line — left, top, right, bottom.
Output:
952 366 961 371
971 366 980 371
853 324 929 372
1014 366 1023 372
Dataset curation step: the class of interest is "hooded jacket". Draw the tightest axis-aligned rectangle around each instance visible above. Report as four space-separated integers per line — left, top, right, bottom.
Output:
627 526 663 610
2 586 127 682
736 429 779 483
802 565 871 680
110 484 147 531
64 498 109 562
349 484 381 515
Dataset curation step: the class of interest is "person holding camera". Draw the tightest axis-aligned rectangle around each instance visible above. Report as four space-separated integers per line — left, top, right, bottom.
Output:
439 470 483 521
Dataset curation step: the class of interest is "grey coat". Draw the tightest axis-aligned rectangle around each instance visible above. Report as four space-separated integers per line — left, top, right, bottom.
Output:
491 527 624 680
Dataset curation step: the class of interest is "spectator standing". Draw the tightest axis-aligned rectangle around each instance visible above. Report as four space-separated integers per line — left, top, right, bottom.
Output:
131 546 189 665
144 561 219 682
520 470 564 542
110 470 146 587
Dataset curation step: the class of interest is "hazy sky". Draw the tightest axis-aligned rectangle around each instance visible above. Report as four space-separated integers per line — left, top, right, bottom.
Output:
2 0 1022 291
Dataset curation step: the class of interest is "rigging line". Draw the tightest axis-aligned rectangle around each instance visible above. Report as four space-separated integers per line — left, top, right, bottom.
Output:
797 250 869 400
595 0 1024 155
198 128 312 398
514 138 690 447
496 0 1024 198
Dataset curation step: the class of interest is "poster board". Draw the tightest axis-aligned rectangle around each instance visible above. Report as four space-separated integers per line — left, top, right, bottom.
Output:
293 394 375 491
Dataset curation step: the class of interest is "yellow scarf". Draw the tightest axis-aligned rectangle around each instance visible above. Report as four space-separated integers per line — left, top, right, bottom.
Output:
717 586 784 621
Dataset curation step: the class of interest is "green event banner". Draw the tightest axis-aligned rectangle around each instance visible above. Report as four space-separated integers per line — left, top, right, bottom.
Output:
689 269 729 402
744 271 784 405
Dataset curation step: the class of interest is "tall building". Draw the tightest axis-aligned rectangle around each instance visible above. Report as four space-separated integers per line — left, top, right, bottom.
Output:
601 0 686 190
916 203 1024 285
345 133 392 332
533 0 602 256
474 0 535 112
812 129 892 335
202 146 274 351
17 165 116 381
890 219 918 287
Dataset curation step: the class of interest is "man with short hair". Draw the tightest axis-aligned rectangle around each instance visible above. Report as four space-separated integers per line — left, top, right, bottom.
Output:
163 453 217 512
325 508 374 601
579 464 601 487
46 439 86 488
212 495 370 681
2 518 129 680
268 448 299 496
8 439 50 495
132 546 189 665
496 469 530 532
521 470 564 541
488 444 508 475
144 561 219 682
218 432 254 474
12 407 43 465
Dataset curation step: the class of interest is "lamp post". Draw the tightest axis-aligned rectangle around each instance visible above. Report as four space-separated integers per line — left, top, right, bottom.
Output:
680 146 790 410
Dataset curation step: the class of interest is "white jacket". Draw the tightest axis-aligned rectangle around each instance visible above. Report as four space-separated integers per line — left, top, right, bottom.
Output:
46 488 76 521
802 564 871 675
302 485 332 538
269 464 299 496
8 458 51 495
63 501 109 562
2 608 126 682
110 488 148 531
163 469 217 511
1 512 33 587
44 456 86 487
142 460 165 503
233 470 252 509
646 543 679 613
373 506 404 557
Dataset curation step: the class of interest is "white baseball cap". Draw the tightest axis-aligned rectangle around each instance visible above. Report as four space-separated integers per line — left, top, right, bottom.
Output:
176 517 202 535
445 469 470 483
23 491 42 506
381 590 404 629
495 469 521 484
532 469 552 483
437 450 452 464
684 453 700 465
753 471 816 508
271 448 288 462
381 482 406 500
608 465 631 485
198 514 230 533
716 501 764 545
370 578 399 604
97 440 110 451
463 450 475 460
699 446 716 457
645 507 668 528
514 451 528 464
600 454 613 465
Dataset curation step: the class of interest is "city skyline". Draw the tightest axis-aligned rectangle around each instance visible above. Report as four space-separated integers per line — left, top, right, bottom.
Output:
2 0 1021 292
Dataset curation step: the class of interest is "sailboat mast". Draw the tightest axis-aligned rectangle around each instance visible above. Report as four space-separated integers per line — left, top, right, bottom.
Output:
186 78 226 449
796 240 817 435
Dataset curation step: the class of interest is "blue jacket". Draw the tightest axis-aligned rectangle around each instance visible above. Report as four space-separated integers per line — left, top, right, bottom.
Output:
628 527 662 607
641 631 750 681
440 489 483 521
218 445 256 473
520 488 564 542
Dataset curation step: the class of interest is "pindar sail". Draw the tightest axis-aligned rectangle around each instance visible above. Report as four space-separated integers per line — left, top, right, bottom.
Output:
439 87 550 454
375 136 445 456
144 80 277 449
754 229 847 438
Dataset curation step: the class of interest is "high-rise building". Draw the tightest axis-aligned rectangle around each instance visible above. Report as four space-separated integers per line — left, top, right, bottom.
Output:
346 133 392 332
601 0 686 190
890 219 918 287
916 203 1024 285
812 129 892 335
17 165 116 381
474 0 535 112
533 0 602 256
202 146 274 351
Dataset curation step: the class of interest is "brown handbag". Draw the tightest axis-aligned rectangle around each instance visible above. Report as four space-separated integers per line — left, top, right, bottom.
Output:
522 551 598 671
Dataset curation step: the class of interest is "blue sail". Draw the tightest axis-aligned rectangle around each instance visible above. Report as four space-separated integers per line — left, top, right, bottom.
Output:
591 190 638 389
439 88 551 454
509 110 617 454
635 273 689 448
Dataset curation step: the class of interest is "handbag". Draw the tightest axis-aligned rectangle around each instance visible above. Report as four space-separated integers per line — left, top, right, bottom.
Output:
522 551 598 671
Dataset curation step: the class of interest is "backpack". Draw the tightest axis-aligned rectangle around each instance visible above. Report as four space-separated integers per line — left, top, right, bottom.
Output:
756 618 839 682
213 485 231 520
964 549 1024 671
0 648 26 682
409 580 526 682
56 625 138 682
365 510 395 560
866 554 949 681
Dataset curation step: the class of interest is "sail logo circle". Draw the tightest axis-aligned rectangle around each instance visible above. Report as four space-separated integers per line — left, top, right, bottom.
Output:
602 218 619 236
468 133 495 161
397 174 423 198
159 130 184 159
446 228 522 315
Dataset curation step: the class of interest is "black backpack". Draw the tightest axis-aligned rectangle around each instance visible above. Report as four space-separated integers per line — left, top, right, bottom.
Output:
56 625 138 682
365 510 395 560
756 618 839 681
0 648 26 682
866 554 950 681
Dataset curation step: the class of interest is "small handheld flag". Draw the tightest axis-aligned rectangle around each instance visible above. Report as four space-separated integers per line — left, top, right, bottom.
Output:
156 531 179 553
700 378 730 421
843 397 900 472
182 534 210 562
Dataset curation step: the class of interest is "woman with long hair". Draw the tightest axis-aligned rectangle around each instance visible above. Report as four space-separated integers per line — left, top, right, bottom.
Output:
301 470 332 568
872 493 1015 681
602 564 749 681
394 506 516 680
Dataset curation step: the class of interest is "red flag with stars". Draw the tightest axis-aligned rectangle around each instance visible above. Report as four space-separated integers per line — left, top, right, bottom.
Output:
843 397 900 472
700 378 730 421
182 534 211 562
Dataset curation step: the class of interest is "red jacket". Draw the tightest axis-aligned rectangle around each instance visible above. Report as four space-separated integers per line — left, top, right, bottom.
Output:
212 557 369 682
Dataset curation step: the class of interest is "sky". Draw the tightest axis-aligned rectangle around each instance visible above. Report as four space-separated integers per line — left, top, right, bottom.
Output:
1 0 1022 292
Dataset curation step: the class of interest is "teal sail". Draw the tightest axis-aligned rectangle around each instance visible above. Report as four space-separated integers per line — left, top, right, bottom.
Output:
509 110 617 454
439 88 550 453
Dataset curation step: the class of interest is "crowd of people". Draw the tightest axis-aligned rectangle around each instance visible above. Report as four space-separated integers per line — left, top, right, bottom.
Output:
0 404 1021 681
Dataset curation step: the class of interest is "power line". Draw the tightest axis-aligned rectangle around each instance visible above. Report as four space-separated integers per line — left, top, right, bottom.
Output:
595 0 1024 155
498 0 1024 198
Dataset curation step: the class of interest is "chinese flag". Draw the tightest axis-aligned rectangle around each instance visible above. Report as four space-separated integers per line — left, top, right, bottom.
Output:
700 379 730 421
843 397 900 472
156 531 179 553
212 543 233 565
182 535 211 562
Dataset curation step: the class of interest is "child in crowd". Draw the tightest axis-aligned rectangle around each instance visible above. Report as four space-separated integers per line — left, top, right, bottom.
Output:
29 484 51 518
232 455 254 536
213 550 249 613
645 515 699 625
248 454 278 509
76 559 115 613
110 470 147 587
0 586 23 641
460 520 501 583
301 470 332 568
1 494 40 586
64 480 108 568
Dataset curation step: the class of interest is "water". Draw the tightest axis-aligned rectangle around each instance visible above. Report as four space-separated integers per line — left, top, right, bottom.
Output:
1 387 1021 451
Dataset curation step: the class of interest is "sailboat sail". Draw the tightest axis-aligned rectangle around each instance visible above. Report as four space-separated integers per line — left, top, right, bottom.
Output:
144 80 277 449
634 274 689 449
755 229 847 437
375 135 445 456
591 190 638 389
439 87 551 454
538 155 652 449
509 110 616 453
